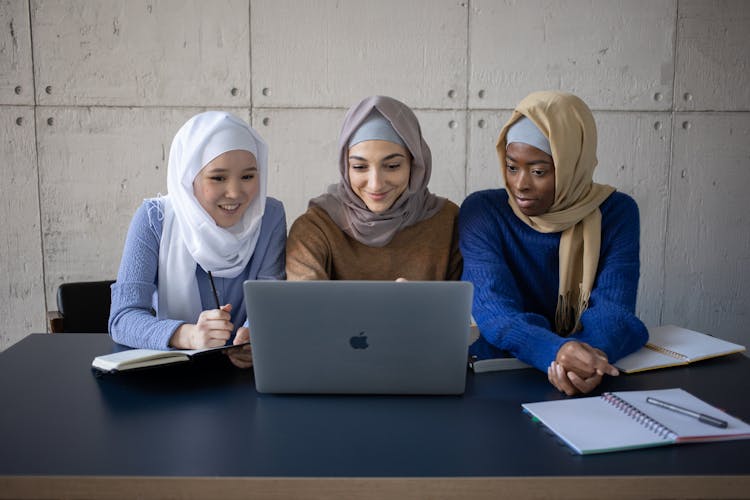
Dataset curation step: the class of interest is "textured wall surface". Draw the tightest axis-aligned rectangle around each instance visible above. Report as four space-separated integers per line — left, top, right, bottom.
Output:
1 0 749 350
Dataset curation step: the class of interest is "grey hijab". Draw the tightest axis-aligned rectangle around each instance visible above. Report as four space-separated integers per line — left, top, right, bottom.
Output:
310 95 445 247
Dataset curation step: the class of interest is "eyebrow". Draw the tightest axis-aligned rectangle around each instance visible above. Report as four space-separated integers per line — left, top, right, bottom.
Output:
207 165 258 172
348 153 407 162
505 153 552 166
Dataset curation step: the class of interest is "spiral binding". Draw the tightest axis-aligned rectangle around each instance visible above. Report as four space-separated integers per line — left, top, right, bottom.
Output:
644 343 688 361
601 392 677 440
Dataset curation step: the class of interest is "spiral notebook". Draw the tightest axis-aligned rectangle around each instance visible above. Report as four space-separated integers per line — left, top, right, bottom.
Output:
522 388 750 455
614 325 745 373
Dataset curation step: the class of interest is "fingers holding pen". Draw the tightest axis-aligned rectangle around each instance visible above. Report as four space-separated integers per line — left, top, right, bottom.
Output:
195 305 234 347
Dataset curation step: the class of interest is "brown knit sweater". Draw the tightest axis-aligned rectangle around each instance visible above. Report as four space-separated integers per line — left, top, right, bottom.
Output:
286 202 463 281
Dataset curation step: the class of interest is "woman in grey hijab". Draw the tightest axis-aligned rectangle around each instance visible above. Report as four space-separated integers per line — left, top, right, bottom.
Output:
286 95 462 281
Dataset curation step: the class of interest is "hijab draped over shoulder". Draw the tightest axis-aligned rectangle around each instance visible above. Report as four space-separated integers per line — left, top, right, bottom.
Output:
310 95 445 247
157 111 268 323
496 91 616 335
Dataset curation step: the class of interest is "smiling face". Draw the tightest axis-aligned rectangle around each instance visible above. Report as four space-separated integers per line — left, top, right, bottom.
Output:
193 149 259 228
505 142 556 217
347 140 411 214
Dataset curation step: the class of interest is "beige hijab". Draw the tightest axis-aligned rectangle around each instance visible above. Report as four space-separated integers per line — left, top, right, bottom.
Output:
310 95 445 247
497 91 615 335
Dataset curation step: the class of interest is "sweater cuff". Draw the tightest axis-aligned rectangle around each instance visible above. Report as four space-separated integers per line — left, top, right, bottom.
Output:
481 314 571 372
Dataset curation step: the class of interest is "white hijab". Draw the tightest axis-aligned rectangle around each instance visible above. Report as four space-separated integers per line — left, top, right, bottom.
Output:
156 111 268 323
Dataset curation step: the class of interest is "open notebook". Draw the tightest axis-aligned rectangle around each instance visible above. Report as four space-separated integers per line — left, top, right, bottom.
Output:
522 388 750 455
91 343 248 374
615 325 746 373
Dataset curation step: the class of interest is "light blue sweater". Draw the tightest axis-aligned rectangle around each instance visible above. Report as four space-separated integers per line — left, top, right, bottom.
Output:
459 189 648 372
109 197 286 349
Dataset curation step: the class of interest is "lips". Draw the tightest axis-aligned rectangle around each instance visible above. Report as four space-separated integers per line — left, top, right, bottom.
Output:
219 203 241 214
514 196 537 209
365 191 390 202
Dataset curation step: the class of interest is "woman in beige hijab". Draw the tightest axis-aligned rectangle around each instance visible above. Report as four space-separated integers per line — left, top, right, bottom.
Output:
460 91 648 395
286 95 462 281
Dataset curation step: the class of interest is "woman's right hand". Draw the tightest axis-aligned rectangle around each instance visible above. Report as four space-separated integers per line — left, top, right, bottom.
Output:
170 304 234 349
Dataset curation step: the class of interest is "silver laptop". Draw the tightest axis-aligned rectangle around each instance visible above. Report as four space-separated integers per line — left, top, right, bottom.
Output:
243 280 473 395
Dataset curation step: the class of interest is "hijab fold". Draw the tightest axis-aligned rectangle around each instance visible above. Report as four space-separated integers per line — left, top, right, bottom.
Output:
496 91 615 335
156 111 268 323
311 95 445 247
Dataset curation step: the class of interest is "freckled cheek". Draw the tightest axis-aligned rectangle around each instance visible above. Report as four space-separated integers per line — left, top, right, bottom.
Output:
201 187 217 204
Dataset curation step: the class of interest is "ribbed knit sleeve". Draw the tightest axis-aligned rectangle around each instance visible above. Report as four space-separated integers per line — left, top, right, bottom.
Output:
459 189 647 372
109 200 182 349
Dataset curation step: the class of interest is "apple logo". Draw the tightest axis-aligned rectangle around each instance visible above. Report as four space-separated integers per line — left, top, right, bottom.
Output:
349 331 369 349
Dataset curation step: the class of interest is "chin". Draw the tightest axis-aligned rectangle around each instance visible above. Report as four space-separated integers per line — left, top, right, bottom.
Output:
519 207 542 217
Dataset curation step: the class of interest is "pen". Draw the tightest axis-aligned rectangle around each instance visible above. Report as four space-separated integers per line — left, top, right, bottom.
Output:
207 271 221 309
646 397 728 428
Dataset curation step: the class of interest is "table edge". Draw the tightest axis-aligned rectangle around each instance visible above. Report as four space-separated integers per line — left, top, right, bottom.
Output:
2 474 749 500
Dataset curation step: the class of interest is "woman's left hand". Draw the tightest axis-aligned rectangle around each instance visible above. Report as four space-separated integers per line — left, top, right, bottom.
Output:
226 327 253 369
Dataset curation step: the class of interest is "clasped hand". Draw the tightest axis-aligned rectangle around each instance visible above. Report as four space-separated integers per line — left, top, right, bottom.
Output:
547 341 619 396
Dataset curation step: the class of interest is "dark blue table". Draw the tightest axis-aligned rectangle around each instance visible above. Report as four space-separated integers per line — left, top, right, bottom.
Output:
1 333 748 499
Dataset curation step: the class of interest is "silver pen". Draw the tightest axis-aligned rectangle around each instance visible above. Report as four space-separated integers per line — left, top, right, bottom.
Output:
646 397 728 429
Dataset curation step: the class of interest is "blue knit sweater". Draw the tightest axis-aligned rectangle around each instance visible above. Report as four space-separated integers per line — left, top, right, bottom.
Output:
108 197 287 350
459 189 648 372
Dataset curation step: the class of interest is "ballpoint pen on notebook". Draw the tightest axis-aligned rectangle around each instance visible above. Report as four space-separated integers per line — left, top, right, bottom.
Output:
646 396 728 428
207 271 221 309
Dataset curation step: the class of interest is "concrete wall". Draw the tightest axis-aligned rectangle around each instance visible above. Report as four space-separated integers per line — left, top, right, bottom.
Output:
1 0 748 350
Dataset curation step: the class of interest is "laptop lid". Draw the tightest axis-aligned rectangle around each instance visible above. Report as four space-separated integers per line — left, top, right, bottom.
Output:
243 280 473 395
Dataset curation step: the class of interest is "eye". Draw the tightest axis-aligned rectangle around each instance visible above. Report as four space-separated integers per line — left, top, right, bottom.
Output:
209 175 226 182
531 169 547 177
386 163 402 170
350 164 367 170
242 173 256 181
506 164 518 173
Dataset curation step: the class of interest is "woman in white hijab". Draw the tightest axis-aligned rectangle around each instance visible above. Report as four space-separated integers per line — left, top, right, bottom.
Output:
109 112 286 368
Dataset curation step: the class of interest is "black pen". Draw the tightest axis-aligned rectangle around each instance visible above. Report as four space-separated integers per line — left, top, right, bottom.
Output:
207 271 221 309
646 397 728 428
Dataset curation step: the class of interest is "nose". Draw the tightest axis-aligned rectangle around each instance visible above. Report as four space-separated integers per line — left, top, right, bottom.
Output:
513 169 531 192
367 168 384 192
225 178 242 199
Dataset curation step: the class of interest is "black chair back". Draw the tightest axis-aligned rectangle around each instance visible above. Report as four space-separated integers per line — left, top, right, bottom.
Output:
56 280 115 333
